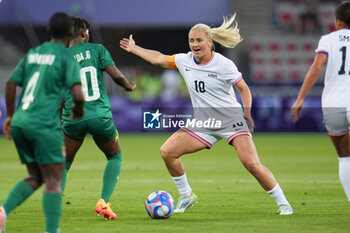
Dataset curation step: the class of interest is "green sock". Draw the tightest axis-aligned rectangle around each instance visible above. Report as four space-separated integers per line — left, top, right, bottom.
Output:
101 151 122 202
2 180 34 215
43 192 62 233
62 161 72 192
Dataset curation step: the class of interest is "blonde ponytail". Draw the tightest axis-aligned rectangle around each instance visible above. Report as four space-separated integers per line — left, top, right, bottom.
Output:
190 14 243 49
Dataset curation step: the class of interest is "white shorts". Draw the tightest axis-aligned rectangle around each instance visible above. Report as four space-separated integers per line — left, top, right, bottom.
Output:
181 118 251 148
322 107 350 136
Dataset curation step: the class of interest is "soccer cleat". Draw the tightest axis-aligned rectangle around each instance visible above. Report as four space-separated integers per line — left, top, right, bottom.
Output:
174 193 198 213
95 198 117 220
101 202 117 220
95 198 106 216
277 204 293 215
0 206 7 233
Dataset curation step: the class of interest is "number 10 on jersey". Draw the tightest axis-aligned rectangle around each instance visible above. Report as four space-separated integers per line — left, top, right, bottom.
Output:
194 80 206 93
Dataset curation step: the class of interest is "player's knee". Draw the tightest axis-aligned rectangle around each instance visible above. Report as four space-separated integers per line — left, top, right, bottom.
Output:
102 143 120 157
160 146 168 160
44 176 62 193
160 145 180 160
25 175 43 190
243 160 261 175
106 151 122 161
108 145 120 156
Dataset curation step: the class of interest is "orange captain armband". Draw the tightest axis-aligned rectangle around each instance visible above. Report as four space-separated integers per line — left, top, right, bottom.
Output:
166 55 177 70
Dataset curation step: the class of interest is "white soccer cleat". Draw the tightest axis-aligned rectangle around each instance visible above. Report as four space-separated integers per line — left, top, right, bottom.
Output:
277 204 293 215
0 206 7 233
174 193 198 213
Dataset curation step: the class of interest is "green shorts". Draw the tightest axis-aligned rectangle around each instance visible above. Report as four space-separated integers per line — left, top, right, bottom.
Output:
62 117 118 143
11 126 65 165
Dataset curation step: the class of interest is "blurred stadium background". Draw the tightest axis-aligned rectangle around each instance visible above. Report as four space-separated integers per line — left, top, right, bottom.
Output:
0 0 341 133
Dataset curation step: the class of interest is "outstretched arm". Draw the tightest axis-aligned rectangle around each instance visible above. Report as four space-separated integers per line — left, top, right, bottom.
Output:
120 35 169 68
105 65 136 92
290 53 327 122
235 79 254 133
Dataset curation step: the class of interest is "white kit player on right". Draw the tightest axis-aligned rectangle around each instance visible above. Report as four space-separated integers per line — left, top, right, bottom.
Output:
291 1 350 202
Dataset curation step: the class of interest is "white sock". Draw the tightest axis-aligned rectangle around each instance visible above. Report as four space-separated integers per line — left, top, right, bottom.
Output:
172 173 192 198
267 183 290 206
339 157 350 202
0 206 7 219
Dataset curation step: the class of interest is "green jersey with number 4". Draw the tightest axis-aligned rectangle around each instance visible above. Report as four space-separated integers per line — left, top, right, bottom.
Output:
10 42 81 129
62 43 115 123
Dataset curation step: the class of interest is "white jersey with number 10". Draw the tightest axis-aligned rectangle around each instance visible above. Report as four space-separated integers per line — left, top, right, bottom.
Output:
167 51 243 109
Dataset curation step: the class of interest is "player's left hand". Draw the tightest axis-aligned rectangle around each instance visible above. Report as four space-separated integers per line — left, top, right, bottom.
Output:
120 34 135 53
3 117 12 140
71 105 84 119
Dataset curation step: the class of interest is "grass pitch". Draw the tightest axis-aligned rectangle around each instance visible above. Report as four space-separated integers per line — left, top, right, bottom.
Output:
1 133 350 233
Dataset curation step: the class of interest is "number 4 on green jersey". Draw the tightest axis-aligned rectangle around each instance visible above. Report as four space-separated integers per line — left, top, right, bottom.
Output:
21 71 40 110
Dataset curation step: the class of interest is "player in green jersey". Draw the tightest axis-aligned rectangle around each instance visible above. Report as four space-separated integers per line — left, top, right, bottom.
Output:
61 16 135 220
0 12 85 233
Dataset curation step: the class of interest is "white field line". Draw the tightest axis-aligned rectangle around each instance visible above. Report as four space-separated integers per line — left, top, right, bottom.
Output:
119 178 340 184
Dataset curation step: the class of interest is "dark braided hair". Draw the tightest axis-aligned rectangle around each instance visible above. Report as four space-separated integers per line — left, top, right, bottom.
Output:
71 16 91 34
336 1 350 27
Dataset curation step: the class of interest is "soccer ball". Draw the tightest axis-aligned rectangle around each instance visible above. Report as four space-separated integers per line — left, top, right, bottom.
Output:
145 190 175 219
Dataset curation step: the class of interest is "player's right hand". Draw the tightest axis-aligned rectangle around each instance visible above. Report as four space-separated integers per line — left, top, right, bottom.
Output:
244 113 255 134
290 100 303 122
125 81 136 92
3 117 12 140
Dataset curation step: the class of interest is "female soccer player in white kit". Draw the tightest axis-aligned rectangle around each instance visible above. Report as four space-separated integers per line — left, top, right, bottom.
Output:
121 14 293 215
291 1 350 202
